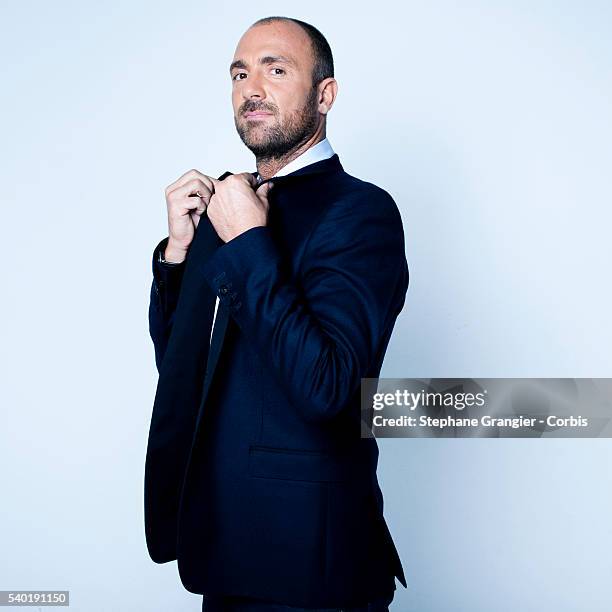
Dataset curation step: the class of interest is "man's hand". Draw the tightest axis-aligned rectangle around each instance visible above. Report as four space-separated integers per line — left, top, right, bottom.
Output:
207 173 274 243
163 169 216 262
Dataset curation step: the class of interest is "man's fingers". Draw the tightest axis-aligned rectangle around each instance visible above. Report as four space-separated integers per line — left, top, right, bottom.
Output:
166 168 211 192
255 180 274 206
240 172 259 188
189 202 207 228
165 170 214 198
256 180 272 193
171 178 214 205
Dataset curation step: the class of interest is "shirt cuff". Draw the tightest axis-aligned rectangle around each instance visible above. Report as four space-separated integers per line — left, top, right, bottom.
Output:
152 237 187 306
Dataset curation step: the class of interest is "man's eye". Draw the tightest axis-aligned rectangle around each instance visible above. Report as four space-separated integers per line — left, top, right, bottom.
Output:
232 68 284 81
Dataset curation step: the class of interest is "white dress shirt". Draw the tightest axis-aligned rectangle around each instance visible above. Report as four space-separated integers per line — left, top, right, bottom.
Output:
209 137 336 344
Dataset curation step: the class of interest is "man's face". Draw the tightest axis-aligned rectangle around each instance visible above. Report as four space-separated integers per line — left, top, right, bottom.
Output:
230 21 321 159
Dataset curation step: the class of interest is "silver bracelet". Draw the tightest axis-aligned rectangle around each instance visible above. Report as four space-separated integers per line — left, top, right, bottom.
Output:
158 248 183 266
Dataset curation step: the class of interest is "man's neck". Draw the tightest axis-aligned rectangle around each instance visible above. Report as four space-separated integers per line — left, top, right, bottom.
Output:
256 131 326 180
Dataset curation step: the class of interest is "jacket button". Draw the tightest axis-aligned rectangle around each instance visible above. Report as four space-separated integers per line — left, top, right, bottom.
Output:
219 285 229 295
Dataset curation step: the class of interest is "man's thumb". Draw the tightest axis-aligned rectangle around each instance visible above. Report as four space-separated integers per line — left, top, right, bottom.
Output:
256 180 274 202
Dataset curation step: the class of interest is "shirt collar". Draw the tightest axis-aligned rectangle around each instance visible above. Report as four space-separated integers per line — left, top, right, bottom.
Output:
255 137 335 184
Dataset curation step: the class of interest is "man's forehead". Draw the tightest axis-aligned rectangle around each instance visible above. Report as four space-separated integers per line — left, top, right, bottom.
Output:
233 23 308 62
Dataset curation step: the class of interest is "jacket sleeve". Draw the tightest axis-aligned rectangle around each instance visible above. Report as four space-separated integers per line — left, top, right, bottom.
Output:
148 236 187 372
198 187 409 423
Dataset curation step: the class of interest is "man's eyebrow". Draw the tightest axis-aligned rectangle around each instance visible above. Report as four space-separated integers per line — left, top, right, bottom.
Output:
229 55 297 73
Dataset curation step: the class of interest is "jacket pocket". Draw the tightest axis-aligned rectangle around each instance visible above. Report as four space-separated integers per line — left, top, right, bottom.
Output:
248 445 352 483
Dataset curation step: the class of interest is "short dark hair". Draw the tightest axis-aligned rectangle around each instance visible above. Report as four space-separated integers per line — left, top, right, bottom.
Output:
250 16 334 87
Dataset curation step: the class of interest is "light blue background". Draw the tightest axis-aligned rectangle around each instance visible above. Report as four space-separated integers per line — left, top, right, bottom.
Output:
1 1 610 610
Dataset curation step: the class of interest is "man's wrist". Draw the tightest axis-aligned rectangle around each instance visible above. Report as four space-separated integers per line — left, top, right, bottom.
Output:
162 240 189 264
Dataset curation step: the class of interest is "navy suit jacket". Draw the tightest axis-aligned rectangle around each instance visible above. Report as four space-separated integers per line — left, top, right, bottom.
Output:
145 154 409 608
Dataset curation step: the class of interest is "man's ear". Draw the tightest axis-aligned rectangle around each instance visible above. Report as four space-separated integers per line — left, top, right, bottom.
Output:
318 77 338 114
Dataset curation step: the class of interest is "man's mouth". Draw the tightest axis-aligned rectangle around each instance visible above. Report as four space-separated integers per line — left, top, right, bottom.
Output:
244 111 274 120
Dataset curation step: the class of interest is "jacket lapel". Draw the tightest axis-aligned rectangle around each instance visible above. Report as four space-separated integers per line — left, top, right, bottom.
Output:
191 170 243 433
192 156 343 433
194 300 229 433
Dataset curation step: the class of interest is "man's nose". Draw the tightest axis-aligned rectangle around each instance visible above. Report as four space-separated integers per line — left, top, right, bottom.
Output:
243 72 265 100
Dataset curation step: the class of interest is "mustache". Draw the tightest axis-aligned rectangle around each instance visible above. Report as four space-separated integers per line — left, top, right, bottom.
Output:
241 102 277 115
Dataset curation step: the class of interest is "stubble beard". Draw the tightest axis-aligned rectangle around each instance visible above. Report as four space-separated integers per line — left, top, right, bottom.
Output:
235 86 320 163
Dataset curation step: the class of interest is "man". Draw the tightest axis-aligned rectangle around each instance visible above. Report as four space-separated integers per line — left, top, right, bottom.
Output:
145 15 409 612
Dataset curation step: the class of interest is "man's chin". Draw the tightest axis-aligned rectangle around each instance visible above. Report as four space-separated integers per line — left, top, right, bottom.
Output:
241 131 276 151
